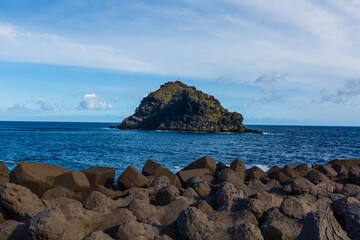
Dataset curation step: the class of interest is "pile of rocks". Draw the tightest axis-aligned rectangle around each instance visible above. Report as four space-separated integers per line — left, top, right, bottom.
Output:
0 157 359 240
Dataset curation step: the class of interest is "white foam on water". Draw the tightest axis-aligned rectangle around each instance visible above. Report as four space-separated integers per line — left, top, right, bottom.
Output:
247 164 270 172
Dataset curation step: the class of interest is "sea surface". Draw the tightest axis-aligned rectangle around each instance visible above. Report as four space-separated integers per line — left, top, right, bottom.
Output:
0 121 359 178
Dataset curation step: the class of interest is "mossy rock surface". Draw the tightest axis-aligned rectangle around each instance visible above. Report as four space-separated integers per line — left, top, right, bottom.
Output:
119 81 261 133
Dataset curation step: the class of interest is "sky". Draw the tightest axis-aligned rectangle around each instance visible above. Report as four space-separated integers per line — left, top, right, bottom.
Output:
0 0 360 126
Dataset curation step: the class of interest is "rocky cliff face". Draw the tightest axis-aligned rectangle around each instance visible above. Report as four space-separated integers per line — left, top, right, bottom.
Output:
119 81 261 133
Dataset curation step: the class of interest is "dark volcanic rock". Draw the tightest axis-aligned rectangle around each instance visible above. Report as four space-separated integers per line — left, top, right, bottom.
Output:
118 81 261 133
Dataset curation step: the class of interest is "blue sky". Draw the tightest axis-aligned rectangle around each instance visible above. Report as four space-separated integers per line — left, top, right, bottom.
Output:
0 0 359 125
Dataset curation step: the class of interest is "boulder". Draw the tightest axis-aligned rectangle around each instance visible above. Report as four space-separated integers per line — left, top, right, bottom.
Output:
342 184 360 197
177 207 228 240
331 164 348 175
142 159 163 176
156 168 181 187
348 165 360 185
268 170 291 186
83 191 117 214
117 166 149 190
41 185 81 202
82 167 115 187
343 203 360 240
292 164 311 177
228 223 264 240
280 196 311 220
291 177 317 196
155 185 180 206
27 208 85 240
9 162 70 196
151 176 170 190
98 208 137 232
316 165 338 178
216 168 243 186
54 171 90 192
296 210 350 240
305 170 332 185
254 191 283 212
0 220 27 240
193 181 211 197
229 158 246 181
0 162 9 187
181 156 216 175
0 183 46 222
260 208 302 240
237 198 266 219
177 168 212 185
113 219 159 240
328 159 360 169
246 166 268 181
216 182 245 212
84 231 114 240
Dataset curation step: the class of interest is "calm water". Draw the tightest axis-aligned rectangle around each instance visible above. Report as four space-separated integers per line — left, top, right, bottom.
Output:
0 121 359 178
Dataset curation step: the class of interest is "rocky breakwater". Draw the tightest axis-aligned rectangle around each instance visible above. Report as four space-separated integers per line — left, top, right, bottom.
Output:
116 81 261 134
0 158 360 239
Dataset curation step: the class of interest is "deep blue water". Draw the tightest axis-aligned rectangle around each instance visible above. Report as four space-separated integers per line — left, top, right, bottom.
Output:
0 121 359 178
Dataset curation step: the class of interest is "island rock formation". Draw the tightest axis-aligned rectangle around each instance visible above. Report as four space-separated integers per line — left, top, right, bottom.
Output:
118 81 261 133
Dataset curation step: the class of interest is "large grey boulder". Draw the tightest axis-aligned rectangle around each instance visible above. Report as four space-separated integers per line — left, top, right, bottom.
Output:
343 203 360 240
216 182 245 212
113 219 159 240
228 223 264 240
280 196 311 220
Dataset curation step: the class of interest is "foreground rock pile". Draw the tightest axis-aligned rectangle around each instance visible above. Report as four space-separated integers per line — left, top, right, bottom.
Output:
0 157 359 239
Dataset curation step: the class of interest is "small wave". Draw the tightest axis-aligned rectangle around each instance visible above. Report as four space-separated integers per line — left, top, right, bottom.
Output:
263 132 271 135
247 164 270 172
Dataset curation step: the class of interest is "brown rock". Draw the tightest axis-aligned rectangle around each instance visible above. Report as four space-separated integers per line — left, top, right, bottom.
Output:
182 156 216 175
316 165 338 178
229 158 246 181
331 164 348 175
177 168 212 185
41 185 81 202
348 165 360 185
268 170 291 186
54 171 90 192
292 164 311 177
98 208 136 232
260 208 302 240
342 183 360 197
114 219 159 240
82 185 126 200
0 183 46 222
228 223 264 240
216 182 245 212
0 220 27 240
155 185 180 206
254 191 283 212
182 187 199 200
343 203 360 239
83 191 117 214
328 158 360 169
27 208 85 240
117 166 149 190
156 168 181 187
151 176 170 190
82 167 115 188
246 166 268 181
10 162 70 196
237 198 266 220
291 177 317 196
216 168 243 186
267 165 281 175
280 196 311 220
84 231 114 240
193 181 211 197
296 210 350 240
305 170 332 185
0 162 9 187
142 159 163 176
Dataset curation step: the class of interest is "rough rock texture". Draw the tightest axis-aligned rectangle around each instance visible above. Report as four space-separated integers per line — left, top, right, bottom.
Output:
0 220 27 240
118 81 261 133
343 203 360 240
181 156 217 175
0 183 46 222
0 162 9 187
83 231 114 240
296 210 350 240
228 223 264 240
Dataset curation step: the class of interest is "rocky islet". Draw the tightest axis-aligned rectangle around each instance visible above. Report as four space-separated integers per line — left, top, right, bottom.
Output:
116 81 262 134
0 158 359 239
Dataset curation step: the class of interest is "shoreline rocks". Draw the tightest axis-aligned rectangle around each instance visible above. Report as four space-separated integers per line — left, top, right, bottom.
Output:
0 157 359 239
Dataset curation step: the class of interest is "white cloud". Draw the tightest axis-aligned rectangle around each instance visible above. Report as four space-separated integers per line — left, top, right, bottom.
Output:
315 79 360 105
255 72 286 84
77 94 112 110
7 103 27 111
36 98 55 111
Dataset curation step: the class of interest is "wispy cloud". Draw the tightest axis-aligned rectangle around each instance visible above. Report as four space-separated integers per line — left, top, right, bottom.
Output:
254 72 287 84
77 94 112 110
314 79 360 105
36 98 55 111
7 103 28 111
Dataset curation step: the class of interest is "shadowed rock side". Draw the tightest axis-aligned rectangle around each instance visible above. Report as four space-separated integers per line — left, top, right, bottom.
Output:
118 81 262 133
1 157 360 239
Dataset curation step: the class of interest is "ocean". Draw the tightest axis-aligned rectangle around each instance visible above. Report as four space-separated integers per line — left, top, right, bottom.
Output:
0 121 359 178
